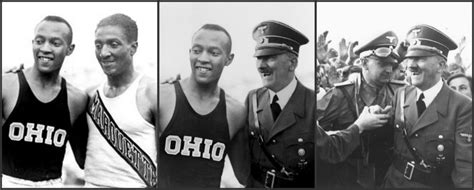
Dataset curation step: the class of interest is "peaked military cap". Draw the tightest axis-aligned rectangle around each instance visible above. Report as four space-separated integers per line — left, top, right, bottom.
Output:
252 20 308 57
405 24 457 60
355 31 399 60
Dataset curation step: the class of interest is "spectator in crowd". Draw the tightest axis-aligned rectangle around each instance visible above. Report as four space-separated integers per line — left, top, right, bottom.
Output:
447 73 472 98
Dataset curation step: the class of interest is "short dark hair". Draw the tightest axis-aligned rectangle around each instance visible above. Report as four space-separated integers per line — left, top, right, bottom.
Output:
194 24 232 55
96 13 138 43
39 15 73 45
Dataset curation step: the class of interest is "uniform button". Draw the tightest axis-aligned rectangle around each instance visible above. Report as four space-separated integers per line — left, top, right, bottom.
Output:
271 155 275 158
437 144 444 152
415 134 419 137
250 131 254 136
396 124 400 128
298 148 306 156
298 138 303 143
272 139 277 143
438 135 443 139
412 147 416 151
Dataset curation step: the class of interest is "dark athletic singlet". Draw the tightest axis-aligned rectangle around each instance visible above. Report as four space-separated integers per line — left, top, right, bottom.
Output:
2 71 71 181
158 82 230 188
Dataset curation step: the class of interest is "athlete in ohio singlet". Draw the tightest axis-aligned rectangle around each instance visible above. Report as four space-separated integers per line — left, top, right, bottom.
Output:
84 75 157 187
158 81 231 188
2 71 71 181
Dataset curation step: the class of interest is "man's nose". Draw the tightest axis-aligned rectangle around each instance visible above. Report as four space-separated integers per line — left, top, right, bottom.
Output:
100 46 112 58
256 58 268 67
197 51 210 63
39 42 53 53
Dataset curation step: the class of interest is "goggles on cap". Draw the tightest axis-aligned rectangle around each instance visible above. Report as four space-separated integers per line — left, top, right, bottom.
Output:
359 47 400 60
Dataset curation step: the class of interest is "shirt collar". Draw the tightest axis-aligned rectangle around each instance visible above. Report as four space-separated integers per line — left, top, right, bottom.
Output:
269 77 297 109
416 79 443 108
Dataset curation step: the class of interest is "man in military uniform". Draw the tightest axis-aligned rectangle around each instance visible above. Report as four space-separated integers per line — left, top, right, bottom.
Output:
383 24 472 188
245 20 315 188
317 31 406 188
317 105 393 163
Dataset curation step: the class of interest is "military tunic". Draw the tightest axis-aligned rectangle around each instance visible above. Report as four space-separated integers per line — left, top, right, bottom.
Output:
317 74 405 188
246 82 315 188
383 84 472 188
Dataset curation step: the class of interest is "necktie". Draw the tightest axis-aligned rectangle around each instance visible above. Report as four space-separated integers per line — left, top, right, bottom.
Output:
270 95 282 121
416 93 426 117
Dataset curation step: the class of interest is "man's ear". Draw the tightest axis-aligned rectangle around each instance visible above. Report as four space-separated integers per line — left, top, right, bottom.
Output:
225 53 234 66
289 57 298 71
130 41 138 56
438 57 447 74
360 58 369 70
66 44 75 56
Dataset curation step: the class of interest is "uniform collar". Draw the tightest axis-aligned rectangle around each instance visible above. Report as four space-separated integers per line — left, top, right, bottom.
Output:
416 79 443 108
269 77 297 110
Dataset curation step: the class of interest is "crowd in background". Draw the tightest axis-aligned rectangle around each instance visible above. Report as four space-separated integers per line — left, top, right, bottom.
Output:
316 31 472 100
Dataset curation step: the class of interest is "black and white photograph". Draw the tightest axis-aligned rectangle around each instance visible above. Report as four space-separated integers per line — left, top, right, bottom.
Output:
2 2 157 188
317 2 472 189
159 2 315 188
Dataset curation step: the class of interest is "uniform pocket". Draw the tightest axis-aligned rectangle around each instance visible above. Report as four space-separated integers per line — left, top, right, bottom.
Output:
422 133 454 168
282 133 314 170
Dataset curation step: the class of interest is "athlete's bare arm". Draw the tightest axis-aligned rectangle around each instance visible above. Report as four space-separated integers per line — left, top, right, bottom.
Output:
225 95 251 186
2 73 20 125
66 83 88 126
225 95 246 139
137 76 158 126
158 83 176 136
65 82 88 169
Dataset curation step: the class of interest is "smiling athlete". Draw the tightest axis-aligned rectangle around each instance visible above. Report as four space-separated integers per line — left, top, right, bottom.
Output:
158 24 248 188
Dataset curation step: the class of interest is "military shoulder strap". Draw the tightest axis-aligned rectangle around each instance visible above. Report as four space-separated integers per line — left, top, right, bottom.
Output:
399 88 435 169
251 90 297 177
339 85 359 118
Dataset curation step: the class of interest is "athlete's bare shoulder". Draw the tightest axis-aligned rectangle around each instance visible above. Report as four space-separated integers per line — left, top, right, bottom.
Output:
159 82 176 134
138 75 157 106
136 75 158 126
2 73 19 98
225 93 246 139
159 82 176 105
2 73 20 121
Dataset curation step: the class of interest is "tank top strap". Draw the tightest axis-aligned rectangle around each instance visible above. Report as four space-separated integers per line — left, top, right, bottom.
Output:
216 88 226 113
173 81 185 111
126 74 143 97
56 77 68 103
17 70 34 101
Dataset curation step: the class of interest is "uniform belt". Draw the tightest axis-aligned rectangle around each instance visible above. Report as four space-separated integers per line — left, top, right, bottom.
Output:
392 156 440 187
251 164 297 188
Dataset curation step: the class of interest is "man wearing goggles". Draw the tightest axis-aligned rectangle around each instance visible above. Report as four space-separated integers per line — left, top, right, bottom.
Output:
317 31 406 188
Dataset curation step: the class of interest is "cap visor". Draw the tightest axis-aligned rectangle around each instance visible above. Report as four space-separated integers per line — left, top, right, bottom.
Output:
254 48 287 57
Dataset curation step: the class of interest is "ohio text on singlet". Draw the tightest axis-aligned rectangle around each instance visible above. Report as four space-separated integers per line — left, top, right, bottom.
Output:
158 81 230 188
2 71 71 181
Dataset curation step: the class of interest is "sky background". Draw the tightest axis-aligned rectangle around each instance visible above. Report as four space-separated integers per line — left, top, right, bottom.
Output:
160 2 315 103
317 2 472 76
2 2 158 90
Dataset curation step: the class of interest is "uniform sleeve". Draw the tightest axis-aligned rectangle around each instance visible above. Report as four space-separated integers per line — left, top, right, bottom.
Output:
317 88 342 129
451 99 472 188
316 121 360 163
